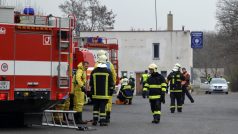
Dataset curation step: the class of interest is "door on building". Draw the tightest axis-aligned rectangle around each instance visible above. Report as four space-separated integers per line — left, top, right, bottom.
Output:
135 72 143 95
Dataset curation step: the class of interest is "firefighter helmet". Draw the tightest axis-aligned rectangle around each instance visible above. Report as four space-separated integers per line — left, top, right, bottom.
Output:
172 66 179 72
97 50 107 57
148 63 157 72
97 55 107 64
121 78 129 85
175 63 181 68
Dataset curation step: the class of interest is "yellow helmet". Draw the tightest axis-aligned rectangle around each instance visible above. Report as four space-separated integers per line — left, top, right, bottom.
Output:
97 50 107 57
148 63 157 72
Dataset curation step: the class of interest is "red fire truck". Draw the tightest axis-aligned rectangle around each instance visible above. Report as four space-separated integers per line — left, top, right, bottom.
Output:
0 6 75 125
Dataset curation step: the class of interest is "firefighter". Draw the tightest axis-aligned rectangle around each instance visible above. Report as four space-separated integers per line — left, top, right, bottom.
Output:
144 63 167 124
128 74 135 104
73 61 89 124
117 78 133 104
141 70 149 98
167 64 185 113
95 50 117 123
181 67 194 104
207 74 212 83
90 55 114 126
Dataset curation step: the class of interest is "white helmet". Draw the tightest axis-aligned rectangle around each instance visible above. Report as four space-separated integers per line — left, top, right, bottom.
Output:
130 73 134 78
175 63 181 68
97 50 107 57
148 63 157 72
121 78 129 85
97 55 107 64
172 66 179 72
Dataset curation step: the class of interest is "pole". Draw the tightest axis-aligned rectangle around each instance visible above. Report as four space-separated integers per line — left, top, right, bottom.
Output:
155 0 158 31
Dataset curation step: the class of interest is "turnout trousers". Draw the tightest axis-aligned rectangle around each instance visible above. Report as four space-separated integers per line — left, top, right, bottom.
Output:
149 99 161 121
73 90 85 112
170 92 183 112
93 99 108 123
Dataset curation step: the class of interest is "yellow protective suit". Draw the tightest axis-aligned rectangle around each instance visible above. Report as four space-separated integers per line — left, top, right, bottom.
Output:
63 81 74 111
73 62 87 112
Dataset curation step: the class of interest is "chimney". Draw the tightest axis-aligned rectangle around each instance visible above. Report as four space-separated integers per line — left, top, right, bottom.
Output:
167 11 173 31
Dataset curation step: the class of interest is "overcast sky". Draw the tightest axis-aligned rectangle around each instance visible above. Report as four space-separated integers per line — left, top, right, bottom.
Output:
4 0 218 31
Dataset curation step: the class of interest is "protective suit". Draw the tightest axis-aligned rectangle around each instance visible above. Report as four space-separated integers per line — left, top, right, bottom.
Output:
73 62 88 124
144 63 167 124
167 66 185 113
90 56 114 126
94 51 117 123
117 78 133 104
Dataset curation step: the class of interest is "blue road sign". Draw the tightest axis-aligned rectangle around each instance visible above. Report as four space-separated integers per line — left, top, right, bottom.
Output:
191 31 203 48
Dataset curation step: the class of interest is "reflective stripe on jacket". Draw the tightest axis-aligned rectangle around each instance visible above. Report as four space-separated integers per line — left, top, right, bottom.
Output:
90 67 114 99
167 71 185 92
144 72 166 100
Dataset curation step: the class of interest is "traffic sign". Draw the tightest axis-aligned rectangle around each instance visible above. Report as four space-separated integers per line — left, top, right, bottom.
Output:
191 31 203 48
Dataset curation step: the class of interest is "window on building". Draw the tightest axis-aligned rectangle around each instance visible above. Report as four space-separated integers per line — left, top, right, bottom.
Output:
153 43 160 59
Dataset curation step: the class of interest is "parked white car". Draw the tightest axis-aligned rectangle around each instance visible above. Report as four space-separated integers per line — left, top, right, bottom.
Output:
201 78 229 94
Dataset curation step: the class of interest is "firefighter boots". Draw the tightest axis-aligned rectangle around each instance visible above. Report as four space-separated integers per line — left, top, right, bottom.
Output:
74 112 87 124
106 111 111 123
99 119 108 126
152 115 160 124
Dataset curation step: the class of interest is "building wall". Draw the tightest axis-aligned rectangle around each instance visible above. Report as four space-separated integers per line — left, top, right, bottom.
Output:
80 31 192 76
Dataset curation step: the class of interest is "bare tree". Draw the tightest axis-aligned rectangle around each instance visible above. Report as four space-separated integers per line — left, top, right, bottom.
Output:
59 0 116 32
193 32 227 83
216 0 238 91
216 0 238 37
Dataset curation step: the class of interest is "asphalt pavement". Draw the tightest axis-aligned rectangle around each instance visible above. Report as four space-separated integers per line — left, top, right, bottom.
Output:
1 92 238 134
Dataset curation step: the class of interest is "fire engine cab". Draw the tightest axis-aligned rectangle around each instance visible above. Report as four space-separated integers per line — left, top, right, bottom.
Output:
0 6 75 125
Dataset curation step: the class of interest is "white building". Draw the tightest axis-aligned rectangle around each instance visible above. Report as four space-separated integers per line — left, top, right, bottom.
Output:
80 31 192 94
79 12 193 94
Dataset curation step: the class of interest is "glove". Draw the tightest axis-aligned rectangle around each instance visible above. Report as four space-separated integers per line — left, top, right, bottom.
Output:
142 91 146 99
69 93 74 110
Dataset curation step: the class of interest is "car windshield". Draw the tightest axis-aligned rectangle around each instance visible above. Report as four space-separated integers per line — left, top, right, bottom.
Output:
210 79 227 84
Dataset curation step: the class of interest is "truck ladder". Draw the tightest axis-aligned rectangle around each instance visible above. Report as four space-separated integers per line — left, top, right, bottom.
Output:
42 110 78 129
57 17 72 89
